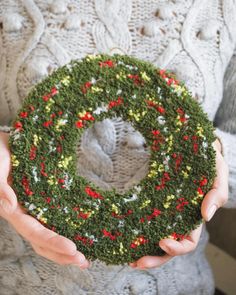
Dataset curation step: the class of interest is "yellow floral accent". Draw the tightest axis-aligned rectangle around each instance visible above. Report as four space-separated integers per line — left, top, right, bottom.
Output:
116 71 126 80
191 186 205 205
175 115 183 126
45 98 55 113
171 84 186 98
11 155 19 167
140 71 151 82
61 76 70 86
33 134 41 146
140 199 151 209
181 166 192 179
58 155 73 169
166 135 173 152
163 195 175 209
91 86 103 93
119 242 127 255
78 110 86 117
47 175 57 186
196 123 204 138
112 204 119 214
158 164 164 173
55 119 67 131
128 109 147 122
86 54 101 61
148 169 157 178
39 216 48 223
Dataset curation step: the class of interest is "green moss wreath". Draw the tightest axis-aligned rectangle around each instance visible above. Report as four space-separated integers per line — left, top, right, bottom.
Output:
9 54 216 265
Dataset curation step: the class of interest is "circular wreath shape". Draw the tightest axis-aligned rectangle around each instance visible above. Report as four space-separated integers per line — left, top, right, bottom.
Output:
9 54 216 265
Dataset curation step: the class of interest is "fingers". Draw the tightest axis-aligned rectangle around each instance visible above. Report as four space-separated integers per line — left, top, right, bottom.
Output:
31 243 90 269
201 148 229 222
0 132 11 181
129 254 172 269
8 210 79 256
159 223 203 256
0 182 17 216
130 223 203 270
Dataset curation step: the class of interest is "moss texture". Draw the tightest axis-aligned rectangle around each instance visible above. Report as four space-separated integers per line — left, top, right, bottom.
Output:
9 54 216 265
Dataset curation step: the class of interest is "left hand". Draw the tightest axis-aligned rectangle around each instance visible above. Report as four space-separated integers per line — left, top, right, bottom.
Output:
130 138 229 269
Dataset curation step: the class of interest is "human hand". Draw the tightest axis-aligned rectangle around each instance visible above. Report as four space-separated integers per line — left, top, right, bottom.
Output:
0 132 89 269
130 138 229 269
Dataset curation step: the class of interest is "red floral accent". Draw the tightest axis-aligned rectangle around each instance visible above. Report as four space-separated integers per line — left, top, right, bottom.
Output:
171 232 188 241
146 100 165 114
51 87 58 96
102 229 118 240
56 145 62 153
14 121 23 131
21 176 33 196
28 105 35 112
159 69 179 85
72 207 79 211
45 197 51 204
20 112 28 118
174 154 183 173
140 208 161 222
199 177 208 186
127 74 143 85
156 106 165 114
40 162 48 177
74 234 94 246
75 120 84 128
155 172 171 190
79 112 95 121
183 135 189 141
81 81 92 94
29 145 37 160
177 108 188 123
43 120 53 127
191 135 199 154
77 211 90 219
112 209 133 219
197 187 204 195
108 96 124 109
151 130 165 151
43 87 58 101
130 236 148 249
85 186 104 200
152 130 160 136
176 198 189 211
99 60 114 68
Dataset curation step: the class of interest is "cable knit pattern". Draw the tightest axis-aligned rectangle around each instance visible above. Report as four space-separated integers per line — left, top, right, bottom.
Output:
0 0 236 294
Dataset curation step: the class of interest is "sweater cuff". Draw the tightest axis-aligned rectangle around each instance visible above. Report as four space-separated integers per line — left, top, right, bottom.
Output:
214 128 236 208
0 126 11 133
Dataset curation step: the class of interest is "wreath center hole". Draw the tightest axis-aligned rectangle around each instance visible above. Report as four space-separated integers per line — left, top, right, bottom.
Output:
76 117 150 194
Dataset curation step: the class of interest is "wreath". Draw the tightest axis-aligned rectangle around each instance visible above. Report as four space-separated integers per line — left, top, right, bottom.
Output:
9 54 216 265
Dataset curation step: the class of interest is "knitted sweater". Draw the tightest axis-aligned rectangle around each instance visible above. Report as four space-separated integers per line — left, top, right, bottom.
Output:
0 1 236 294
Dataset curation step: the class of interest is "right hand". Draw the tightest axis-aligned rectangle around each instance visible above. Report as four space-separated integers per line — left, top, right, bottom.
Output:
0 131 89 269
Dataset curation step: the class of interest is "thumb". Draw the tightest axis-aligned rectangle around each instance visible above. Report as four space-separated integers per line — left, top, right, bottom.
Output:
0 182 17 216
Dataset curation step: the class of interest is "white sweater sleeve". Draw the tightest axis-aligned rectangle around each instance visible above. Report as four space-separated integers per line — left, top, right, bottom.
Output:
214 128 236 208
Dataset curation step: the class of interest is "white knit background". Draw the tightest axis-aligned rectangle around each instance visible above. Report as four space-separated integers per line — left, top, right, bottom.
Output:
0 0 236 294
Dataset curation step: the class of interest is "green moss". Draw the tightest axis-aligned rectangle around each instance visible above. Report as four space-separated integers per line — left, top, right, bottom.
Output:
9 54 216 265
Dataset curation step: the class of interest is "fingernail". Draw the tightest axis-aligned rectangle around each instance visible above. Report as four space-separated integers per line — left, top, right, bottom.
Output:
0 198 12 213
161 244 171 254
73 254 88 268
206 204 217 221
